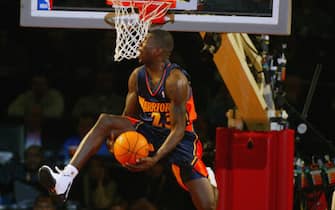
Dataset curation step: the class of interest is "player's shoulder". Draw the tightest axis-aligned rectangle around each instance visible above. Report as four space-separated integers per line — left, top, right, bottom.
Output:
133 65 144 74
170 68 185 78
168 65 189 82
166 69 190 90
129 66 144 79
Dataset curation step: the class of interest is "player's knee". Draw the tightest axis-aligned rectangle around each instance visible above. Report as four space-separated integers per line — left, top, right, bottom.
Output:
199 190 217 210
203 199 216 210
98 113 116 123
97 113 116 131
195 194 216 210
206 199 216 210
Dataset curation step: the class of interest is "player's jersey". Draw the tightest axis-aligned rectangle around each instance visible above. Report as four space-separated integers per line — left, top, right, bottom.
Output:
137 62 197 132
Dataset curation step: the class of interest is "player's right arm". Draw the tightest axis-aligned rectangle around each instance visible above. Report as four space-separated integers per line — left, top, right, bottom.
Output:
107 68 139 152
122 67 140 117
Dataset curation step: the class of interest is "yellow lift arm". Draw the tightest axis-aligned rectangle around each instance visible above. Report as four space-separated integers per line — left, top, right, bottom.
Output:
201 33 272 131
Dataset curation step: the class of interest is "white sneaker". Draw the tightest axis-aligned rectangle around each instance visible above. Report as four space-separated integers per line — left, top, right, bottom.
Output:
38 165 78 202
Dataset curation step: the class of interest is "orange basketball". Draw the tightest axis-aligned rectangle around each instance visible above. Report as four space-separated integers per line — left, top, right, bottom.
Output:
113 131 151 165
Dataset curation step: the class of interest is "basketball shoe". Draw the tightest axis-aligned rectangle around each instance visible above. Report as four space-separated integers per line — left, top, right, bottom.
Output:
38 164 78 202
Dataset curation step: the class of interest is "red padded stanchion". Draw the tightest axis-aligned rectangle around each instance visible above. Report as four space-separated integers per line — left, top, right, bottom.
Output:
215 128 295 210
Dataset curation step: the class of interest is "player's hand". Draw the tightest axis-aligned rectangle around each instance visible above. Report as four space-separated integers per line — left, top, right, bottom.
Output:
124 156 158 172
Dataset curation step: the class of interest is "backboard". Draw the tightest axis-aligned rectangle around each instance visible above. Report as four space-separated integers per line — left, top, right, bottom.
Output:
20 0 291 35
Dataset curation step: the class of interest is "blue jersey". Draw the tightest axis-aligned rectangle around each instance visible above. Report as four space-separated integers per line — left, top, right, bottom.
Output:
137 62 197 131
129 62 208 190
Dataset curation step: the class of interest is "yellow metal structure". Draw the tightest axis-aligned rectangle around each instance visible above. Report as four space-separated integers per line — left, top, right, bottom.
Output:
202 33 270 130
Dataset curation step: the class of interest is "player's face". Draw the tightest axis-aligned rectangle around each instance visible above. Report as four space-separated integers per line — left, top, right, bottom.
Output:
138 34 157 63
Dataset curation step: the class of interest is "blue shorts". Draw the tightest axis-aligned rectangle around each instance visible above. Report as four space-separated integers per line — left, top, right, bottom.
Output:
130 119 208 190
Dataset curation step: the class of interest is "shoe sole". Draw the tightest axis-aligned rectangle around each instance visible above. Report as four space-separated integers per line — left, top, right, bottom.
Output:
38 166 66 203
39 166 56 193
38 166 69 203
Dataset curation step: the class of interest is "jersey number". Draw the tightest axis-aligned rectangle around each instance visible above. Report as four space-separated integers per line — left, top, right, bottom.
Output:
151 112 171 128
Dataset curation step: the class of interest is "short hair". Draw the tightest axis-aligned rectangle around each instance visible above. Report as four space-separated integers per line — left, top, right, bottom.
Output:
149 29 174 56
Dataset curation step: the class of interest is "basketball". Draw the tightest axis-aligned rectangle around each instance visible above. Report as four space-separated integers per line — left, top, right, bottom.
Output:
113 131 151 165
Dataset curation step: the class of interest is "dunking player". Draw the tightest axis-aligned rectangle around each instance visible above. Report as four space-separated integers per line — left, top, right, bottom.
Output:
38 29 217 210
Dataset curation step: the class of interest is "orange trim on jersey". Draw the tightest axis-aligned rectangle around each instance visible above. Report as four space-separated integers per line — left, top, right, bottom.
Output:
171 160 209 191
171 138 207 191
191 141 198 165
190 136 202 165
194 159 209 177
195 138 203 159
186 94 197 122
185 94 197 132
185 124 194 132
171 164 189 191
125 116 140 125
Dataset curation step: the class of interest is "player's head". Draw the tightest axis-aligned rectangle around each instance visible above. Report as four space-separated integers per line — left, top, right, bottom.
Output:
148 29 174 57
138 29 174 63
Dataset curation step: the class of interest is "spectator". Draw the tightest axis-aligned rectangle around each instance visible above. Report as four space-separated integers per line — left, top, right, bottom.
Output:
23 104 43 149
33 194 57 210
0 145 46 206
82 156 122 209
59 113 110 165
128 198 157 210
8 73 65 119
144 164 166 207
109 200 128 210
71 70 124 118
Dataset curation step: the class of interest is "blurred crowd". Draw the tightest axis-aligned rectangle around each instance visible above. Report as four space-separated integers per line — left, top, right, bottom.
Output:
1 0 335 209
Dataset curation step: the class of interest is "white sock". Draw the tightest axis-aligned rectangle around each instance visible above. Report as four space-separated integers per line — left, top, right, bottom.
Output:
62 164 79 178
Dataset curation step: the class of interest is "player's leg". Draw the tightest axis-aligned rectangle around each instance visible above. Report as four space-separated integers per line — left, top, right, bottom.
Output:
171 163 218 210
185 177 217 210
136 125 217 210
38 113 135 202
69 113 135 169
168 132 217 210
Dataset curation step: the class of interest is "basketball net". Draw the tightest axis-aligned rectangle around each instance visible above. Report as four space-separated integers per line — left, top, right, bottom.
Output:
106 0 175 61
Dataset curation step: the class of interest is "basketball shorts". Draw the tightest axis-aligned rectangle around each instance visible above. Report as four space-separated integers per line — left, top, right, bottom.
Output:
127 117 209 190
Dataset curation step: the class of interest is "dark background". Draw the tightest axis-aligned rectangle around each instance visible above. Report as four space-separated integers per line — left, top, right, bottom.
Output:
1 0 335 160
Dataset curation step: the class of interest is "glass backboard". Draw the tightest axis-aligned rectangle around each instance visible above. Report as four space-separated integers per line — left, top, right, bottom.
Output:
20 0 291 35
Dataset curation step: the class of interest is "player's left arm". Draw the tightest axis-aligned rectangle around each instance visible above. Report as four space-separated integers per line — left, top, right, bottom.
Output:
153 69 189 162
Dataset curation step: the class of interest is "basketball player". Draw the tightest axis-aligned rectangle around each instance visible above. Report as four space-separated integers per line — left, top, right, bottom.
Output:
38 29 217 210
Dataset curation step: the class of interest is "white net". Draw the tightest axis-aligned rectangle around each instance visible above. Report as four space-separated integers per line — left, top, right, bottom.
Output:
111 0 173 61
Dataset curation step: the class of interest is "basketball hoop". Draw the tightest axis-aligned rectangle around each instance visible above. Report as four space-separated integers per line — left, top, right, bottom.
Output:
105 0 176 61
